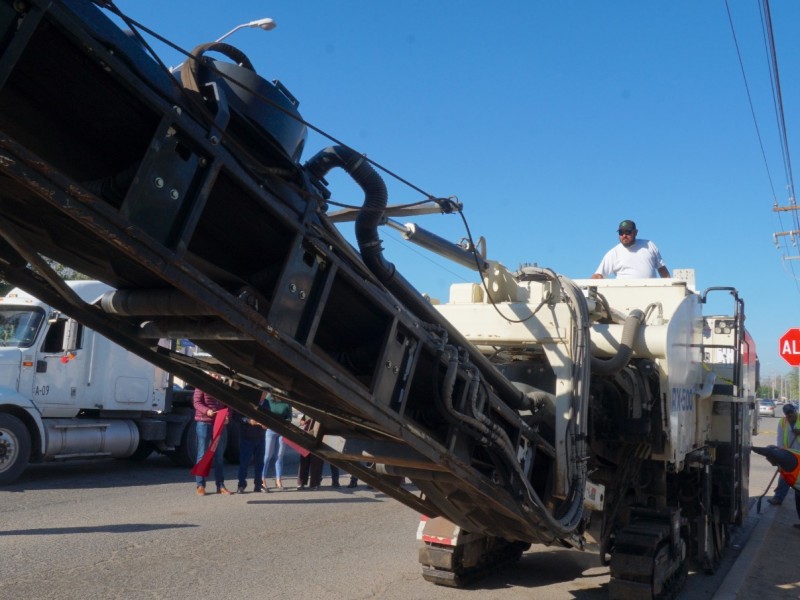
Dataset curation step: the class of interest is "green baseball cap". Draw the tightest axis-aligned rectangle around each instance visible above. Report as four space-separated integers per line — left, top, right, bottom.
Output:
618 220 636 232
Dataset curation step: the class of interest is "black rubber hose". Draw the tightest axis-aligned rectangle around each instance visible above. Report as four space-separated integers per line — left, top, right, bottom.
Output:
179 41 256 96
591 309 645 375
304 146 531 411
305 146 394 282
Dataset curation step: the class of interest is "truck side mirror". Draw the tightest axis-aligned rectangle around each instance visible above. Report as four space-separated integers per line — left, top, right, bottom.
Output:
62 319 80 352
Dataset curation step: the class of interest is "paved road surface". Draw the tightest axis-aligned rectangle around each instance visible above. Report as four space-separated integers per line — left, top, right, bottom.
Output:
0 417 779 600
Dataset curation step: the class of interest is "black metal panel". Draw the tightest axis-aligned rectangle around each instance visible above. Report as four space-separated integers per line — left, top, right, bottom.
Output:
267 234 327 341
121 117 209 246
0 4 161 182
374 322 414 410
311 270 392 390
0 1 45 91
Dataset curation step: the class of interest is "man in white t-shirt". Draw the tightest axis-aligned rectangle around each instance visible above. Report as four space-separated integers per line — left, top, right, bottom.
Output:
591 219 670 279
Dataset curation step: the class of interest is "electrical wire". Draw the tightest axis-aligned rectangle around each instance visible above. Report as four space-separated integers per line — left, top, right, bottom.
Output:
381 229 472 285
759 0 797 213
758 0 800 289
727 0 800 291
457 208 548 324
724 0 778 204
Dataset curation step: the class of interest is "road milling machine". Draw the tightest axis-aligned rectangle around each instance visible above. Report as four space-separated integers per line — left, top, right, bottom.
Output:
0 2 757 597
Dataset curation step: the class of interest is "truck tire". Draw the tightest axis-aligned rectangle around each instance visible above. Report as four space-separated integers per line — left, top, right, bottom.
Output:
0 413 32 485
170 421 198 467
126 440 154 461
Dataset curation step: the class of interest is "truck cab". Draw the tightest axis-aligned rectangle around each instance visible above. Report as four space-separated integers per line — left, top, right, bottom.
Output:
0 281 195 485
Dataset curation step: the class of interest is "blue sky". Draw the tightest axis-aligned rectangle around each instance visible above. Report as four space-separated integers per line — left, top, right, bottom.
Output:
109 1 800 378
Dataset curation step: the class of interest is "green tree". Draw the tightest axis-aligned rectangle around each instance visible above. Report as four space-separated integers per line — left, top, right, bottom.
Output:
46 260 90 281
784 369 800 401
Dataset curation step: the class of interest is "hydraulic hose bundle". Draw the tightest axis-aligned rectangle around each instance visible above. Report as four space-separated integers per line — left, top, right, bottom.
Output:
306 147 590 540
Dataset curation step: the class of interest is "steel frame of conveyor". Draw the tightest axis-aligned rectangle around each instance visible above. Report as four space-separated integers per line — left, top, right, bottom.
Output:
0 0 551 542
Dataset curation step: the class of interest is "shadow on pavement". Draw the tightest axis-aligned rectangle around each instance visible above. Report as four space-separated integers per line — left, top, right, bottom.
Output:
0 522 198 536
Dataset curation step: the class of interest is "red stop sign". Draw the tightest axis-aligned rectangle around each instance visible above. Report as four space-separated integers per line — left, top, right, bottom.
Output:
780 328 800 366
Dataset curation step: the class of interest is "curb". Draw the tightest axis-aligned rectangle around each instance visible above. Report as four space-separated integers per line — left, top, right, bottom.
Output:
710 501 778 600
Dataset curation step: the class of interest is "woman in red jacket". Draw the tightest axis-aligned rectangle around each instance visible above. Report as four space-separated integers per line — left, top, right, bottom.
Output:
193 387 233 496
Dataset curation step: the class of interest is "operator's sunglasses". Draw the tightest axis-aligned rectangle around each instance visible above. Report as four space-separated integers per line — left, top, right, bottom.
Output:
618 229 633 235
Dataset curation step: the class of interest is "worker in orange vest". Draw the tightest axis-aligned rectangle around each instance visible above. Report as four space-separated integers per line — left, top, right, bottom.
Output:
753 445 800 528
768 403 800 506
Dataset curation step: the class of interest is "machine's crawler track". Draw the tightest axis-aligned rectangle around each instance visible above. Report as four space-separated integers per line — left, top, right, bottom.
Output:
608 508 687 600
417 516 531 587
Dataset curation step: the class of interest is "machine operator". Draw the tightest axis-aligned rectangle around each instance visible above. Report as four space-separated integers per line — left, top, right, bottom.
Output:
591 219 670 279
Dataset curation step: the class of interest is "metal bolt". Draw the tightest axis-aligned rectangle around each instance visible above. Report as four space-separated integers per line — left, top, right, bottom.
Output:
289 283 297 293
209 135 220 145
169 189 180 200
299 291 306 300
153 177 164 189
247 296 259 311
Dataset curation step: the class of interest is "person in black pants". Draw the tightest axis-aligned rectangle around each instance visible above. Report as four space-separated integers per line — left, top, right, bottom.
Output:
296 416 323 490
235 409 267 494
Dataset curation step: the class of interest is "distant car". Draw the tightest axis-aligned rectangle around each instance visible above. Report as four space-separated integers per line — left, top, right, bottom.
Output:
759 399 776 417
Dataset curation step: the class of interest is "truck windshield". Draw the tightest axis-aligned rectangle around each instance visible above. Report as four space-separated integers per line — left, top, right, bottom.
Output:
0 307 45 348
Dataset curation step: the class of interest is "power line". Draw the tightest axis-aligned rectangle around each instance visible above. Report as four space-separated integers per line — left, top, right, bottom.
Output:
728 0 800 287
759 0 797 216
758 0 800 292
724 0 778 203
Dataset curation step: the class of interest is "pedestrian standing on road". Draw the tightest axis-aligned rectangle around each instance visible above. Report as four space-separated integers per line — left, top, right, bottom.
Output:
235 403 267 494
192 384 233 496
262 389 292 489
296 415 323 490
329 463 341 488
769 403 800 506
591 219 670 279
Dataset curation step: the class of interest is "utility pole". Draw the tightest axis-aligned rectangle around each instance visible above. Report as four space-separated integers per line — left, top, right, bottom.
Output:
772 203 800 264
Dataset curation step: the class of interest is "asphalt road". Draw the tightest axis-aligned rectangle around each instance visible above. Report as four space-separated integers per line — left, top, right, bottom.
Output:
0 419 781 600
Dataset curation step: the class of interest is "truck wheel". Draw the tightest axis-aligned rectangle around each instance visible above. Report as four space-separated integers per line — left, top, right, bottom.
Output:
170 421 198 467
127 440 154 461
0 413 32 485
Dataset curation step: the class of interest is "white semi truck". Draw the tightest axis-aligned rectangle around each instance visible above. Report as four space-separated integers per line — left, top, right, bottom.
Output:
0 281 198 485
